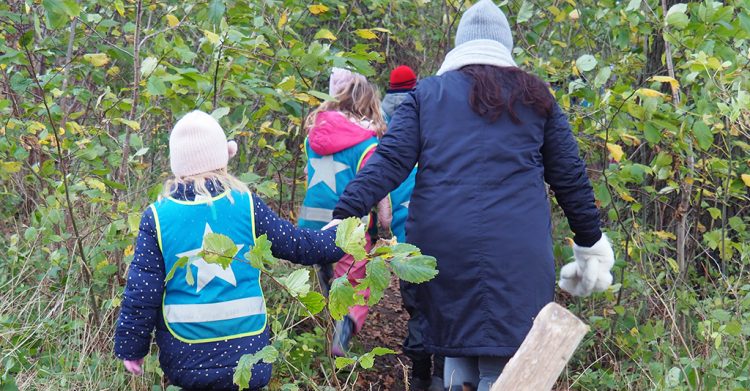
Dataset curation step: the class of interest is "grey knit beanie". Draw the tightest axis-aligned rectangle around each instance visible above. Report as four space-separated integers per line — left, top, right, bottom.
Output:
454 0 514 51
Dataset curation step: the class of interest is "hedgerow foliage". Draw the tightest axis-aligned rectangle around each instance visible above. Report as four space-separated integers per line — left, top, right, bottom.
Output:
1 0 749 389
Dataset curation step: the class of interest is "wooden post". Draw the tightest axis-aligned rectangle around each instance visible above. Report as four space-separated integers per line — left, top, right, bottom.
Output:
491 302 589 391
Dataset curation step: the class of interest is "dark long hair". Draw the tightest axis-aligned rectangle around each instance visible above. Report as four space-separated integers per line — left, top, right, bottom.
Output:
460 65 554 124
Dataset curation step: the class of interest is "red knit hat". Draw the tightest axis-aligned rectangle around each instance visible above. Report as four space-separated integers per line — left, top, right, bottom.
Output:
389 65 417 90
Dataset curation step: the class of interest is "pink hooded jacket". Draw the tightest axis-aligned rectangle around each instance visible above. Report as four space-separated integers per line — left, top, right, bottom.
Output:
306 110 391 231
308 111 378 168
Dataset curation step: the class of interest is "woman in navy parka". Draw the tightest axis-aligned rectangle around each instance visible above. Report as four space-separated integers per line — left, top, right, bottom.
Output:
331 1 616 389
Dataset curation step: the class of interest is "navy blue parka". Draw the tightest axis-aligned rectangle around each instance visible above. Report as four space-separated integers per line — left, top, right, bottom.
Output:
333 70 602 357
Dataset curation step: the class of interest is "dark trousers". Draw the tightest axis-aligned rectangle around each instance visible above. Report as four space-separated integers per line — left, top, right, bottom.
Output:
400 280 444 379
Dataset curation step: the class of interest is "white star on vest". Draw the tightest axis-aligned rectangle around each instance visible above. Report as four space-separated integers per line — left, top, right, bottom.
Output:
401 201 410 208
175 223 245 292
309 155 349 192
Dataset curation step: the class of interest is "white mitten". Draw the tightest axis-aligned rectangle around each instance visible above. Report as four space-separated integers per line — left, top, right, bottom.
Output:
559 234 615 297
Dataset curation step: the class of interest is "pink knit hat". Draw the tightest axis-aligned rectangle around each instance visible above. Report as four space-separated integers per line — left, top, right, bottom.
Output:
169 110 238 177
329 67 367 96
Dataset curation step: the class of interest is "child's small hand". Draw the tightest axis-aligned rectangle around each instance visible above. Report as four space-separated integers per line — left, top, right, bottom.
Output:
322 219 342 230
123 358 145 375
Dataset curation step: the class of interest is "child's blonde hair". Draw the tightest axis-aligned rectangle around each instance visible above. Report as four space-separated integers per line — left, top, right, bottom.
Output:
162 168 250 203
305 76 387 137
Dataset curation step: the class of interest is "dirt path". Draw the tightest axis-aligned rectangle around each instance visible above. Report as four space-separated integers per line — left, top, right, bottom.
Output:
353 274 411 390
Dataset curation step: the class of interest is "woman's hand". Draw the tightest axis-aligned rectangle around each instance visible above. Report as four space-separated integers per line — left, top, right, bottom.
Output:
123 358 145 375
558 234 615 297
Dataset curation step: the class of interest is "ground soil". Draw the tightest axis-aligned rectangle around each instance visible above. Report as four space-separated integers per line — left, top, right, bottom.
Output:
353 274 412 390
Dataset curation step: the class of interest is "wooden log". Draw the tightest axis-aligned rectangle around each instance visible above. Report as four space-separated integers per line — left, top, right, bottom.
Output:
491 302 589 391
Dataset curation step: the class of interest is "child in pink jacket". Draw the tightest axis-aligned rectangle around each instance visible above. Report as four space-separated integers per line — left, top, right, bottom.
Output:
298 68 390 355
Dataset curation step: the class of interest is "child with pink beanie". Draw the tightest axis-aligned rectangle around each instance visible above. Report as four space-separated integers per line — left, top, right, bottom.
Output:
114 110 344 390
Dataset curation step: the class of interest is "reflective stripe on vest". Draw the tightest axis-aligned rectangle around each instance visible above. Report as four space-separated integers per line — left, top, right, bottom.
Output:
299 136 378 230
151 190 266 343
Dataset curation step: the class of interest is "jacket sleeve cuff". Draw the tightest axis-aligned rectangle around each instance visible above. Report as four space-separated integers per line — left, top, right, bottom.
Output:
573 230 603 247
332 206 355 220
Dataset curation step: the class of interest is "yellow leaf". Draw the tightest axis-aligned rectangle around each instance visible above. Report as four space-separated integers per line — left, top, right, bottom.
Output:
620 133 641 145
649 75 680 89
308 4 329 14
636 88 666 98
569 9 580 20
83 53 110 67
86 178 106 193
166 14 179 27
114 0 124 16
277 11 288 29
203 30 220 45
654 230 676 240
607 143 625 162
96 260 110 271
107 66 121 76
294 93 320 106
371 27 391 33
741 174 750 187
314 28 336 41
619 192 635 202
355 29 378 40
1 161 22 174
114 118 141 130
124 244 134 256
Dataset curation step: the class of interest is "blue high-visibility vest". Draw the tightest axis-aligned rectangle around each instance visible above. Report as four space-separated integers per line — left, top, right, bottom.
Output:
388 167 417 243
299 137 378 230
151 190 266 343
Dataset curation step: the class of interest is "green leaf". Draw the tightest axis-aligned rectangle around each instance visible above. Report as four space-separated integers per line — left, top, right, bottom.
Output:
208 0 226 26
666 3 689 29
245 234 276 271
625 0 641 12
644 123 662 144
299 291 326 315
391 243 420 255
140 57 158 77
390 255 438 283
165 256 189 283
335 356 357 369
147 76 168 96
594 66 611 88
692 121 713 150
363 258 390 305
328 276 359 320
307 90 336 102
358 347 395 369
278 269 311 298
576 54 598 72
728 216 745 233
234 346 279 390
19 30 34 48
201 232 237 269
42 0 80 29
517 0 535 23
335 217 367 261
211 107 230 120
